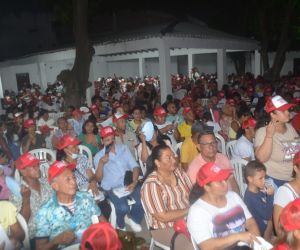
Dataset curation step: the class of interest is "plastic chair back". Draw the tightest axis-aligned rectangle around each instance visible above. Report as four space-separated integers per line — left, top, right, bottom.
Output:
16 213 30 250
78 145 93 163
225 140 237 160
230 158 248 197
29 148 56 178
214 133 226 155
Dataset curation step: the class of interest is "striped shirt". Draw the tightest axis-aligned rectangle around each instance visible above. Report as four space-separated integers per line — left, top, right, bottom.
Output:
141 168 192 229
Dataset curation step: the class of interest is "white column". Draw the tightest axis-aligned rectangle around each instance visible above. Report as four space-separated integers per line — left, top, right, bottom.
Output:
158 39 172 104
188 51 194 79
254 50 261 77
86 86 92 106
217 49 226 90
138 57 145 78
38 62 47 92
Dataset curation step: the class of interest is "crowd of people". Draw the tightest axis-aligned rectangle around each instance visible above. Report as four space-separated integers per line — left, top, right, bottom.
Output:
0 70 300 250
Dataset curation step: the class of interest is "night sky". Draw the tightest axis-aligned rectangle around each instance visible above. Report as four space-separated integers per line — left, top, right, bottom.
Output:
0 0 298 61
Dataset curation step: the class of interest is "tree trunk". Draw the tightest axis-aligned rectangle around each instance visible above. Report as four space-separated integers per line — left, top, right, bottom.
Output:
269 0 295 81
59 0 93 108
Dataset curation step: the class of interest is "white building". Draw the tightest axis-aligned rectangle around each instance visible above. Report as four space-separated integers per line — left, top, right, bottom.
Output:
0 20 298 104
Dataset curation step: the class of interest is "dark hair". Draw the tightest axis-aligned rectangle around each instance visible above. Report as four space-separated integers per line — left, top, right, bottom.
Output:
38 109 48 119
82 119 98 135
236 108 250 119
56 149 66 161
203 112 213 122
244 160 266 184
144 144 170 179
197 130 215 144
189 183 205 205
131 106 143 114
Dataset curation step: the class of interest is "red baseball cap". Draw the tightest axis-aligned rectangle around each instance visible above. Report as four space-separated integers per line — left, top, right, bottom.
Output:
23 119 36 128
100 126 115 138
180 96 192 104
16 152 40 170
226 98 235 106
48 161 76 183
217 91 225 99
80 222 122 250
39 125 54 133
90 104 98 112
247 86 254 93
293 151 300 166
56 135 80 150
196 162 232 187
153 107 167 117
72 109 84 116
265 95 295 113
241 117 256 129
112 111 128 123
280 198 300 231
182 107 192 115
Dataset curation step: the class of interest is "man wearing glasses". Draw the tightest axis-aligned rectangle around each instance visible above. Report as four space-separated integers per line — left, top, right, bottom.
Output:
187 129 239 193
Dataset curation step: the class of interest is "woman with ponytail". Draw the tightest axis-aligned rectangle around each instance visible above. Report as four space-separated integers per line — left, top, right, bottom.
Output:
141 145 193 249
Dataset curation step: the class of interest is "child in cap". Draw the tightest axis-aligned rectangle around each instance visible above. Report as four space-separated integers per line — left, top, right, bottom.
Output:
243 160 274 241
273 198 300 250
80 222 122 250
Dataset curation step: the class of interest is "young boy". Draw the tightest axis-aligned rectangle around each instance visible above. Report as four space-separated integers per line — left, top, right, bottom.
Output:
243 160 274 241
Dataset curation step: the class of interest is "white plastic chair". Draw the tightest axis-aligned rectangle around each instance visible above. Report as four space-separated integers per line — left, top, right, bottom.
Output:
78 145 93 163
141 201 170 250
29 148 56 178
62 243 80 250
214 133 226 155
191 237 199 250
230 158 248 197
225 140 237 160
16 213 30 250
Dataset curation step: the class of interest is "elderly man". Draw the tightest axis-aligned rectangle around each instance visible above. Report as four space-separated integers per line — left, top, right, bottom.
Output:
113 111 138 158
68 109 86 136
94 126 143 232
35 161 104 250
187 129 239 193
10 152 52 250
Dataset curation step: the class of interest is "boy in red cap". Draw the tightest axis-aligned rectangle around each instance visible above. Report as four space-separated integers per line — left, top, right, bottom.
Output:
35 161 105 249
153 106 179 149
10 153 52 247
21 119 45 153
94 126 143 232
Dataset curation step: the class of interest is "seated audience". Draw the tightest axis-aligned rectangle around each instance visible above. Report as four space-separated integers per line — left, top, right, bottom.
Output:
0 150 14 200
36 109 55 129
0 121 14 160
232 117 256 161
39 125 54 150
181 122 208 170
94 126 143 232
10 152 52 249
228 108 250 140
166 101 183 125
187 162 260 250
127 106 145 133
77 119 101 156
0 201 24 249
35 161 104 249
113 111 138 158
68 109 86 136
187 129 239 193
178 107 195 140
255 95 298 187
141 145 194 249
273 151 300 236
52 117 76 148
21 119 45 153
273 198 300 250
243 160 274 241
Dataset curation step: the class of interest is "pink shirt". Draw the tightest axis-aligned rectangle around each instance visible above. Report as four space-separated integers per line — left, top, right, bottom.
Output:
187 153 232 184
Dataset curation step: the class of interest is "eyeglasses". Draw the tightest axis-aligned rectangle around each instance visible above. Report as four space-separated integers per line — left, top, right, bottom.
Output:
199 141 218 147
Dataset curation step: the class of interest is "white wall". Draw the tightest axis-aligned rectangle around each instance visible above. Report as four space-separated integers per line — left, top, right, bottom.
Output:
107 59 139 78
44 59 74 84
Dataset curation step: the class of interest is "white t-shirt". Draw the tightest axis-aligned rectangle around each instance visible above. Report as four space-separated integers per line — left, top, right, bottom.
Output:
232 135 255 160
206 121 221 133
155 121 177 149
37 118 55 128
274 183 299 208
187 191 252 245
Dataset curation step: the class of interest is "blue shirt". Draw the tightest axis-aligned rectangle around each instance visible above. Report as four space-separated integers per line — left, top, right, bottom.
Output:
35 192 100 248
94 143 138 190
69 118 85 136
243 189 274 235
